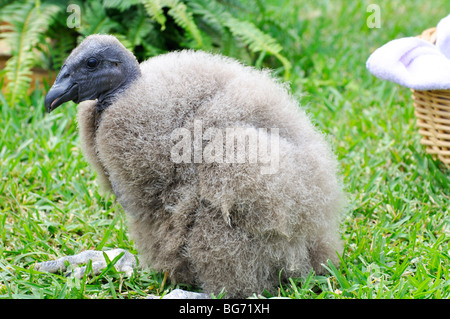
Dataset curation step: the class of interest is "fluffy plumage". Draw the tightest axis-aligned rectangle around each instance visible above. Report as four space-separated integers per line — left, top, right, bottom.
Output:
47 35 346 298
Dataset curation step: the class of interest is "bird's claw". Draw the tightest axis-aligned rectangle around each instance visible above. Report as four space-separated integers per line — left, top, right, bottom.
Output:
35 248 137 278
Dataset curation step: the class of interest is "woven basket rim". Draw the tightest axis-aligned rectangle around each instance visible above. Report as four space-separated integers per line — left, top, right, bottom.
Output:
418 27 437 43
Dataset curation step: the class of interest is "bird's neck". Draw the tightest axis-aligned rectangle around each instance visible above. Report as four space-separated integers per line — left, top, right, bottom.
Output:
95 85 126 112
95 64 141 113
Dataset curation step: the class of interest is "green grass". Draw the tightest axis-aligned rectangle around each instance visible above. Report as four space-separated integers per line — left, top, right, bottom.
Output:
1 0 449 299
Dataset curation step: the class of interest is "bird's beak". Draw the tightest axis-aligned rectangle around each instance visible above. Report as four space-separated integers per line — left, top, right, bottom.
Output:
44 67 79 113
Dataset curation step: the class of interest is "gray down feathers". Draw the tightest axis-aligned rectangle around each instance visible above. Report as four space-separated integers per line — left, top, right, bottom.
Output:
73 35 346 298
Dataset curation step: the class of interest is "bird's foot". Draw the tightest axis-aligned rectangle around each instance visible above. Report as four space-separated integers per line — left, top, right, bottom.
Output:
34 248 137 278
35 249 212 299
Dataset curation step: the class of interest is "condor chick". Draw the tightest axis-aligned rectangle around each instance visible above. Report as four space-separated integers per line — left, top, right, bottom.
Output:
44 34 346 298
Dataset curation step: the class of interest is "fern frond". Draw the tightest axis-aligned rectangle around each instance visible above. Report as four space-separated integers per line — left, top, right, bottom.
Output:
0 0 61 104
224 16 292 80
0 0 14 20
126 9 154 48
49 31 75 70
102 0 140 11
140 0 166 30
78 1 120 37
189 0 291 79
224 17 282 56
43 16 77 71
161 0 203 48
188 0 227 35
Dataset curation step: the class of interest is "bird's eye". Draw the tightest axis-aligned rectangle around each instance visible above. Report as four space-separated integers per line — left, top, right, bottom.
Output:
87 57 98 68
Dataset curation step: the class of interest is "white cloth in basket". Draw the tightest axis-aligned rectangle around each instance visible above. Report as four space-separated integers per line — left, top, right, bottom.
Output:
366 14 450 90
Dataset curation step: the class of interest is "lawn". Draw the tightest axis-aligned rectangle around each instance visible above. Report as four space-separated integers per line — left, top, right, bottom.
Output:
1 0 449 299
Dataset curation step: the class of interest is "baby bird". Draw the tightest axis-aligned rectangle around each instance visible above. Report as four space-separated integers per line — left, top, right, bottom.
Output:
42 34 346 298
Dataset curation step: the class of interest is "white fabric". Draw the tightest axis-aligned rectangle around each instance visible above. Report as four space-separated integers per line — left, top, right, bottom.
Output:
366 14 450 90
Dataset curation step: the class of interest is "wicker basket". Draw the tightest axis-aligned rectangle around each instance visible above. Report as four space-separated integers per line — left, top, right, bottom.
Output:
411 27 450 168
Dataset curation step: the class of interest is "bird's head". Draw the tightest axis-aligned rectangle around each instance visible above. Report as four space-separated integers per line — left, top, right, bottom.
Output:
45 34 141 113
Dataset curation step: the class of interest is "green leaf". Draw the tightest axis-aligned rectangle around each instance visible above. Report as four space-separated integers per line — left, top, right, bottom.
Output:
162 0 203 48
0 0 61 104
79 1 120 36
140 0 167 30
